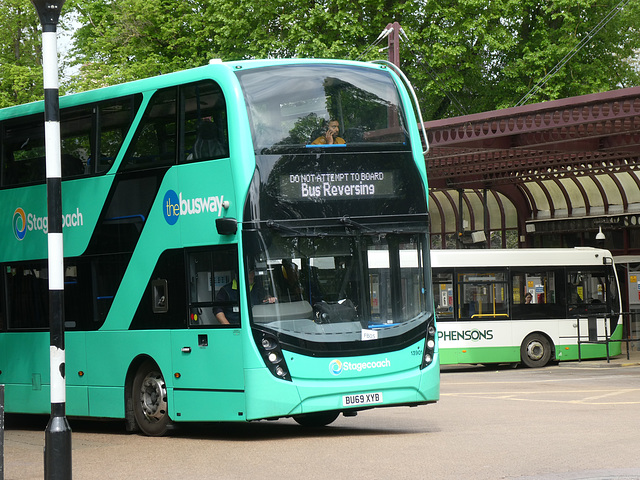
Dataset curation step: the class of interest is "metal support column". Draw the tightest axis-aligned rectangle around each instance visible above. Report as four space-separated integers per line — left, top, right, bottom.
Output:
386 21 401 67
1 384 4 480
484 188 490 248
30 1 72 478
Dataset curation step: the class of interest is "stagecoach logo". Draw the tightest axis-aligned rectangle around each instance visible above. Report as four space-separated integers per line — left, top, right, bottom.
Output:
13 208 27 240
329 358 391 376
329 359 343 375
12 206 84 241
163 189 225 225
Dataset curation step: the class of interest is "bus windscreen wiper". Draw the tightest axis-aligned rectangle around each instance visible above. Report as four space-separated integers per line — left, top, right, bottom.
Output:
266 220 325 237
340 215 430 234
266 219 304 235
339 216 375 231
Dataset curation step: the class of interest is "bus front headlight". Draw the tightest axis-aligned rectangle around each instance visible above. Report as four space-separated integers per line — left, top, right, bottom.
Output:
421 316 437 369
253 330 292 381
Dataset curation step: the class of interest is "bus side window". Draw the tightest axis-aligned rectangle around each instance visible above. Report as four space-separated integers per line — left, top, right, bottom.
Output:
567 269 608 315
122 88 178 171
458 271 508 320
511 269 564 319
432 271 454 321
187 246 239 326
4 263 49 329
1 116 46 186
188 251 218 325
60 105 92 178
0 268 5 331
94 96 141 173
121 81 229 171
183 81 229 162
1 95 142 186
3 257 131 331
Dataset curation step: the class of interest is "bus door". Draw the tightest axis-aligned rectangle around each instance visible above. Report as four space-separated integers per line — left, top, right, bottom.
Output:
170 247 245 420
567 268 611 342
455 271 510 364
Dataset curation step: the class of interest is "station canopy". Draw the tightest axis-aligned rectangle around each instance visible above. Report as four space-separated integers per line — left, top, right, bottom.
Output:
423 86 640 247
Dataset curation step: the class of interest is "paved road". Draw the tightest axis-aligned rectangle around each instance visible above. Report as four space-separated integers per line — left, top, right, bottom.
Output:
3 360 640 480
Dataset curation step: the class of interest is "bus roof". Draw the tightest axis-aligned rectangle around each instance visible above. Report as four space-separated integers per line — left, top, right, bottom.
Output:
431 247 613 268
0 58 386 121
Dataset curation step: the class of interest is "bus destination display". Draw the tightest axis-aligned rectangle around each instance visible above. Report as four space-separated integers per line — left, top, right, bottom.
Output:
280 171 396 200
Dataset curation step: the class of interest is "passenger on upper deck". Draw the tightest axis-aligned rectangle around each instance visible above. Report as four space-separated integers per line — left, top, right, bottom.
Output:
191 118 226 160
311 119 345 145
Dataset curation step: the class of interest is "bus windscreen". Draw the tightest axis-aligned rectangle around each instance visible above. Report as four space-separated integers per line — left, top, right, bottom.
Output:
236 64 409 153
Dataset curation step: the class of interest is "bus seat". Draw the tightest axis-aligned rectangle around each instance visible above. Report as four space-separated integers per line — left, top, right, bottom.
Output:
27 157 46 183
62 154 85 177
309 128 324 144
343 127 364 142
3 161 18 186
193 121 225 160
467 302 477 318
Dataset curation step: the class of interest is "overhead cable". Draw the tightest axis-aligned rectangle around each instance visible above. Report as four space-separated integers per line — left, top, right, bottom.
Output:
357 26 394 61
515 0 632 107
398 27 469 116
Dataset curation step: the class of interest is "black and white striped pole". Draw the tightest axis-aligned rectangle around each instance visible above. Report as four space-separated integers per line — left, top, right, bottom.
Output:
30 1 72 478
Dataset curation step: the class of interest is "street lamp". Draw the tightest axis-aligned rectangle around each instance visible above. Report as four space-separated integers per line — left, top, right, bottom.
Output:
32 0 66 26
29 1 72 479
596 226 606 248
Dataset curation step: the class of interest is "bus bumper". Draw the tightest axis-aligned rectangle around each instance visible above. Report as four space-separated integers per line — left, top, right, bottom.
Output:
244 358 439 421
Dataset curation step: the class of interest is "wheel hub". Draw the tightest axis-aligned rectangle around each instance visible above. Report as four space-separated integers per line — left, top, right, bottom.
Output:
527 341 544 361
139 371 168 422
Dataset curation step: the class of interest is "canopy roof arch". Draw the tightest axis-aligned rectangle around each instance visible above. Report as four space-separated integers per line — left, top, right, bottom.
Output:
422 86 640 250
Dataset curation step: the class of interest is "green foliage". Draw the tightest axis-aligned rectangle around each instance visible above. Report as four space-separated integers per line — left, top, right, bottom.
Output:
65 0 212 90
402 0 640 118
0 0 44 107
64 0 402 90
1 0 639 119
279 113 325 145
0 64 43 108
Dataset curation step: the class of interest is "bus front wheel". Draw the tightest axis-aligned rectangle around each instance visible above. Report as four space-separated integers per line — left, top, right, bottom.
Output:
520 334 552 368
293 411 340 427
132 360 172 436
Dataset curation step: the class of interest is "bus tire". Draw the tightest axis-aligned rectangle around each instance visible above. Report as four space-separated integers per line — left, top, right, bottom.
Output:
131 359 172 436
293 411 340 427
520 333 552 368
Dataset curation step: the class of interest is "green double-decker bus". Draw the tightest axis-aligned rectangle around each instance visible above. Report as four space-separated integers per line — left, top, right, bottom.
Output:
0 59 438 435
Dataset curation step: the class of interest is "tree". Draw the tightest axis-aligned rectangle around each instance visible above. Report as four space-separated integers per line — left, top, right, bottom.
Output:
2 0 639 119
203 0 402 60
0 0 80 108
400 0 640 118
0 0 44 107
65 0 402 91
64 0 210 90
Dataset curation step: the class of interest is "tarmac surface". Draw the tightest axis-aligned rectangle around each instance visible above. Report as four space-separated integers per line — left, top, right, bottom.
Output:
558 341 640 368
1 343 639 479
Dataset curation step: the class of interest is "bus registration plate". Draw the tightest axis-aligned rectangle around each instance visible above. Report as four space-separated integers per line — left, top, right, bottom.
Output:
342 392 383 407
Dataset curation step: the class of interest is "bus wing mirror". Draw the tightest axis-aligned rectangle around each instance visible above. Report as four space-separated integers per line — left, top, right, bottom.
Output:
216 217 237 235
